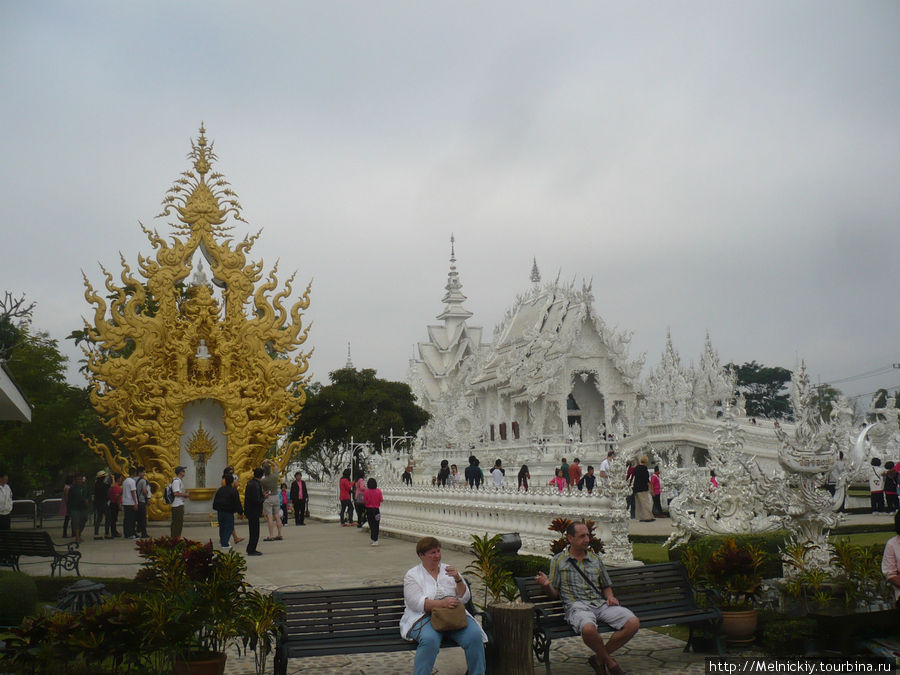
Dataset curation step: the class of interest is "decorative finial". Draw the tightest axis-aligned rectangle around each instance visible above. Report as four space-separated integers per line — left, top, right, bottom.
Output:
445 235 462 296
530 258 541 284
193 123 211 178
345 342 354 369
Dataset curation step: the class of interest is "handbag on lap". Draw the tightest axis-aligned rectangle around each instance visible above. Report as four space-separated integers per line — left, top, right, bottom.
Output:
429 602 467 631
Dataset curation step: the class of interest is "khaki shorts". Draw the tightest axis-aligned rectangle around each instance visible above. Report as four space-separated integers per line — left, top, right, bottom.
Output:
263 494 281 517
565 601 636 634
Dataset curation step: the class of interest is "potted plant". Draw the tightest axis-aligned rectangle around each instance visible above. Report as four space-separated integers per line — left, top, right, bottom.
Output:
132 537 243 672
466 533 529 675
704 537 766 646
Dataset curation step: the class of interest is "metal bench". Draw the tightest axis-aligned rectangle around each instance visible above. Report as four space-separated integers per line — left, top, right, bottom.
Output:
0 530 81 577
273 581 489 675
516 561 722 674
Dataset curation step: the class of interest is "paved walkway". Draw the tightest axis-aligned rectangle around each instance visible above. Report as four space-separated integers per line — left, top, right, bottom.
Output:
11 512 894 673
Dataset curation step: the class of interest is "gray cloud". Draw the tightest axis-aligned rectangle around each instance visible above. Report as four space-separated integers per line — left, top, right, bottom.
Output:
1 1 898 403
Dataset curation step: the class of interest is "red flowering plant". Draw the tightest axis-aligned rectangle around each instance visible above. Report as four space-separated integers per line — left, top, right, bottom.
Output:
548 518 605 556
135 536 248 663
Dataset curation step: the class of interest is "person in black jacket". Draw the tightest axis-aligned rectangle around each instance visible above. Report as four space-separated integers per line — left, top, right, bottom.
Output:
213 473 243 550
464 455 483 488
289 471 308 526
92 471 110 541
244 468 265 556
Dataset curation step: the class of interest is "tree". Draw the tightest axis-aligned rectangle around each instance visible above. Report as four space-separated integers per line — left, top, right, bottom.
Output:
809 384 843 421
728 361 793 420
0 328 111 497
287 367 430 481
0 292 35 361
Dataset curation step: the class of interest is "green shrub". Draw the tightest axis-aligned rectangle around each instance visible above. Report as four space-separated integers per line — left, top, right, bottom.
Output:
758 610 816 656
0 570 38 626
499 553 550 577
669 532 785 580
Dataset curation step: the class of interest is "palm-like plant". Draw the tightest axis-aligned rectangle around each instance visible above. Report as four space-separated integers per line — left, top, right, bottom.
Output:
466 533 517 608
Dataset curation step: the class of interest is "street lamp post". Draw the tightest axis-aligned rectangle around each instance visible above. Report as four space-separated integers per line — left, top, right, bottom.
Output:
348 436 372 484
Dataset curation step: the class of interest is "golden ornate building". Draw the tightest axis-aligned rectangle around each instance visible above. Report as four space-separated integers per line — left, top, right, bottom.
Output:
81 125 312 518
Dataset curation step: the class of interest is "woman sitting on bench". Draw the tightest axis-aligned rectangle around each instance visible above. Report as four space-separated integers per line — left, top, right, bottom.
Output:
400 536 487 675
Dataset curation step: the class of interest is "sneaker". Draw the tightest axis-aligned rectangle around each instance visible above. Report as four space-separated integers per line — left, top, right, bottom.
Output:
221 545 232 551
371 541 379 546
247 550 263 556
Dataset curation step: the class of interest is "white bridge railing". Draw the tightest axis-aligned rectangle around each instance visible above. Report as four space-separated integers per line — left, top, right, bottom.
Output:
306 481 635 565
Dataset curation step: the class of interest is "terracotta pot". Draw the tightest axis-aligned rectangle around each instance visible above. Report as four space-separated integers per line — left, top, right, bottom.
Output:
173 652 227 675
721 609 757 646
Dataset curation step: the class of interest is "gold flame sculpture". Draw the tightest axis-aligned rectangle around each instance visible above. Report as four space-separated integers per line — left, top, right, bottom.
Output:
80 125 313 518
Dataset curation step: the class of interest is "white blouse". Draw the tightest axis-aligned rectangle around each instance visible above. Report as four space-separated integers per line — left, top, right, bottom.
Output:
399 562 487 641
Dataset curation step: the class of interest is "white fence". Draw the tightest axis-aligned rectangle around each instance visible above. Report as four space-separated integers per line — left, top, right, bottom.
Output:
306 481 635 565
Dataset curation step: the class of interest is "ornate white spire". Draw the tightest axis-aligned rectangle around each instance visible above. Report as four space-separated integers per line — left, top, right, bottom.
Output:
345 342 354 369
530 258 541 284
438 234 472 321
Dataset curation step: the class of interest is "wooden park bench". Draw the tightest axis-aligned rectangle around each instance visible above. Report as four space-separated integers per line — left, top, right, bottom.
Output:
516 561 722 674
0 530 81 577
273 581 490 675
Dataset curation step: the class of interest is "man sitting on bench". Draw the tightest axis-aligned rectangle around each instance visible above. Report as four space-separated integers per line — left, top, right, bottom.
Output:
536 522 639 675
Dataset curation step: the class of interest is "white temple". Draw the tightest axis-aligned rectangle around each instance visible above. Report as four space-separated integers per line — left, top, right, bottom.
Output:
410 240 644 453
408 239 798 479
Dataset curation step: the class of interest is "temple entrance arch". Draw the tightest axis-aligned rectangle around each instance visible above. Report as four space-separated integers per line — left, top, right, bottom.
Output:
570 371 606 440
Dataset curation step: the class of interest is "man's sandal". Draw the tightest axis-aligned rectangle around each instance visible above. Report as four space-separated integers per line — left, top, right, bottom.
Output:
588 655 607 674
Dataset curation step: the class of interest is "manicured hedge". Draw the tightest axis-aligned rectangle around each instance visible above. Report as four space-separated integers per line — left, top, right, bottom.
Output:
0 570 38 626
499 553 550 577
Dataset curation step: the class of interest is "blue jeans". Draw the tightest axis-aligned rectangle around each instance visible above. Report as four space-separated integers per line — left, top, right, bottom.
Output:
408 615 485 675
218 511 234 548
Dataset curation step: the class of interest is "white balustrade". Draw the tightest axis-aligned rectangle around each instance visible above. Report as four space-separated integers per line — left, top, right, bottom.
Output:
304 480 635 565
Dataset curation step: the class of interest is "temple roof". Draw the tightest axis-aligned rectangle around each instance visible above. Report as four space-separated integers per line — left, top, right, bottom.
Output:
470 276 643 397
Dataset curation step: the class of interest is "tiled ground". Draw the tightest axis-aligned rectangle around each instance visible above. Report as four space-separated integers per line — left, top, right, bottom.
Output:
221 629 717 674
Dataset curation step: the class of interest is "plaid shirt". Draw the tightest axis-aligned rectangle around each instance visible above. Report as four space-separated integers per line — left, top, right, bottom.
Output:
548 548 612 609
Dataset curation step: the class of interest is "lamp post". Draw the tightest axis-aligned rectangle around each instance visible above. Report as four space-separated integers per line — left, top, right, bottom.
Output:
348 437 372 484
383 428 416 461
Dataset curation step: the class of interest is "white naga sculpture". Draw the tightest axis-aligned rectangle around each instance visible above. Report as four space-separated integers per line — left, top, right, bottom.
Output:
664 364 866 570
662 406 782 548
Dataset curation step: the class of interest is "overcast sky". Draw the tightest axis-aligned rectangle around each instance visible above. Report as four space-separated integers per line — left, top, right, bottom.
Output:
2 2 898 404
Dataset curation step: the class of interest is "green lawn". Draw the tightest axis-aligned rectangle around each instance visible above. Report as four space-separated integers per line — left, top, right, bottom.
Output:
631 531 894 565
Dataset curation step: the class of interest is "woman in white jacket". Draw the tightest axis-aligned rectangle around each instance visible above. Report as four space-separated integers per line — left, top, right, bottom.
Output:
400 536 487 675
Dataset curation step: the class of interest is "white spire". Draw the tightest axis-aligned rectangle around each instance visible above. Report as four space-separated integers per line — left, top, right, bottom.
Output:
530 257 541 284
345 342 354 369
438 234 473 321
